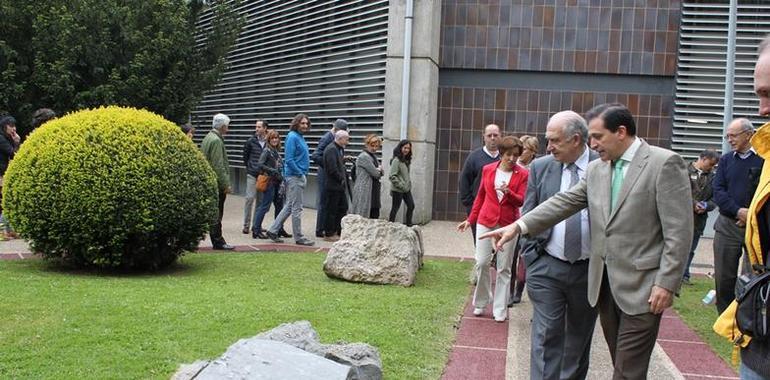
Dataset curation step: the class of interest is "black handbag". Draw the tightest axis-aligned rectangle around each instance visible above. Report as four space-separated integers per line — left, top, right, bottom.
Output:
736 265 770 341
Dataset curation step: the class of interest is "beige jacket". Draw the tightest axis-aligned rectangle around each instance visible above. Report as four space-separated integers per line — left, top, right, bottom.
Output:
520 140 693 315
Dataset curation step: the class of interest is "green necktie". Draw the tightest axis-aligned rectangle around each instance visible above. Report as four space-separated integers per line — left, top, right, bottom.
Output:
611 159 626 210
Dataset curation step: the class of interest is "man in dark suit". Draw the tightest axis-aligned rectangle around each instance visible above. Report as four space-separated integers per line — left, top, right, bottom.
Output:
322 130 350 242
482 105 692 380
519 111 599 380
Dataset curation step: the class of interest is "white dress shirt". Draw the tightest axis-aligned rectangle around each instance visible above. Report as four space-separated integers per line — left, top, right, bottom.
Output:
544 146 592 261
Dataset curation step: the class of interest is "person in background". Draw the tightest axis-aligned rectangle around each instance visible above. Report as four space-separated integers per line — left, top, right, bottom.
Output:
509 134 539 305
251 129 286 239
388 139 415 226
682 149 719 285
0 116 20 240
712 118 764 314
518 135 539 169
457 136 528 322
180 123 195 140
200 113 234 250
322 130 350 242
242 119 271 236
266 113 315 246
351 134 383 219
30 108 56 130
459 124 501 243
311 118 348 238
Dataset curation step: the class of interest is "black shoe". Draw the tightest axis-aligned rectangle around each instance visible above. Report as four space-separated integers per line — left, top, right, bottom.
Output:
315 231 325 238
241 227 249 234
295 238 315 246
265 231 284 243
279 229 292 238
252 232 268 239
213 244 235 251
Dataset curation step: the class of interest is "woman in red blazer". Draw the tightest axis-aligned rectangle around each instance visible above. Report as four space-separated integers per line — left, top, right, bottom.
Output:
457 136 528 322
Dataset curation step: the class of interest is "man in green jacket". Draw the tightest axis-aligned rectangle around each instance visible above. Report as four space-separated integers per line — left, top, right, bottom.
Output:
201 113 234 250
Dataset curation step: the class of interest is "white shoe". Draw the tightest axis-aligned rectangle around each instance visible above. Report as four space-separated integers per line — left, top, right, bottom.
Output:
473 307 484 316
494 316 507 323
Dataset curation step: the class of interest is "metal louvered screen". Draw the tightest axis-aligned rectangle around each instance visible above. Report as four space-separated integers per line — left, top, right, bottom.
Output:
672 1 770 159
191 0 389 172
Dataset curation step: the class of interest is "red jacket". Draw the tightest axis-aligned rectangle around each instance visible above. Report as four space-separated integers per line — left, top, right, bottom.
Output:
467 161 528 228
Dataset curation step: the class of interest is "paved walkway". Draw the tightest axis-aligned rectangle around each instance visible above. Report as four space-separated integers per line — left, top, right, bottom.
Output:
0 194 731 379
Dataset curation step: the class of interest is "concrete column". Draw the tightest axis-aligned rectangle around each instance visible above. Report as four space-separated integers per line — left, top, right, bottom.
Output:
381 0 441 224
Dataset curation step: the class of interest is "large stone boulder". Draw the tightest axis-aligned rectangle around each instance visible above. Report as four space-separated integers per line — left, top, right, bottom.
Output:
323 215 423 286
172 321 383 380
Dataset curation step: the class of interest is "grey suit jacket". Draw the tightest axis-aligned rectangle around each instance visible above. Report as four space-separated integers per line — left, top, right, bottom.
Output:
519 140 693 315
519 149 600 260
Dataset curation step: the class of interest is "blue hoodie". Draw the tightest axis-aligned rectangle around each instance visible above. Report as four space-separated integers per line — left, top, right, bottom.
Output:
284 130 309 176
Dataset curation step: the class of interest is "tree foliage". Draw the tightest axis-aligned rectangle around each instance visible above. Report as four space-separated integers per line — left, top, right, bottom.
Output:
0 0 242 135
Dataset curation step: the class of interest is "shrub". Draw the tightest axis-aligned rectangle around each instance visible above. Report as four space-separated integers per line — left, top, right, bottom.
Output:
2 106 218 269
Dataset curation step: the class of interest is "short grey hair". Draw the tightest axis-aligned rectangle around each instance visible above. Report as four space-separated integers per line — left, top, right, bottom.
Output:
560 111 589 144
759 34 770 57
212 113 230 130
334 130 349 140
735 117 753 132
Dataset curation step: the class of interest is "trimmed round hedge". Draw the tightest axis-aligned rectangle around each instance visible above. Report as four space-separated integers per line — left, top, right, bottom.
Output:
3 106 218 269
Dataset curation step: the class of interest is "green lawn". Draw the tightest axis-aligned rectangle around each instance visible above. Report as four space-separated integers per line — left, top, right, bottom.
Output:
673 276 737 370
0 252 473 379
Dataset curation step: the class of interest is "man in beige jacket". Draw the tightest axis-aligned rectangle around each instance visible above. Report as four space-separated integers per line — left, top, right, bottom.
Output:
481 105 692 380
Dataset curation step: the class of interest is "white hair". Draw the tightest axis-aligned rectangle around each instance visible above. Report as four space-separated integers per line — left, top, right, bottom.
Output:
334 130 349 140
212 113 230 130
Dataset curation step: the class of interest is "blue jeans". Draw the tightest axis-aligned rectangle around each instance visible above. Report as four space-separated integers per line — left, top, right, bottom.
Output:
683 229 703 280
740 363 769 380
252 181 283 233
269 175 306 241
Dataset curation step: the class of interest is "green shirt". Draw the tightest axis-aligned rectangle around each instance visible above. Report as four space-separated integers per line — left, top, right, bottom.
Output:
201 130 231 191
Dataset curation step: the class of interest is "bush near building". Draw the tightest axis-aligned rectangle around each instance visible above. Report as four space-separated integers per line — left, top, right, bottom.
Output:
2 106 218 269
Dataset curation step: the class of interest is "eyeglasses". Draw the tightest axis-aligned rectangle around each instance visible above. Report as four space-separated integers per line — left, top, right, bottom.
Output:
725 130 751 139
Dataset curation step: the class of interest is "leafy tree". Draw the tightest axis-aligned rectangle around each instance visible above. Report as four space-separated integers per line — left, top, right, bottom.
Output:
0 0 242 135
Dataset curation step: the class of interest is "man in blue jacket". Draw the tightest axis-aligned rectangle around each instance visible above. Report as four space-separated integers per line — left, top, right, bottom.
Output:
266 113 315 246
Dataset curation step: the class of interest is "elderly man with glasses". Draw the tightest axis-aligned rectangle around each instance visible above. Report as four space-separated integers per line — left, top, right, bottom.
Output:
712 117 764 314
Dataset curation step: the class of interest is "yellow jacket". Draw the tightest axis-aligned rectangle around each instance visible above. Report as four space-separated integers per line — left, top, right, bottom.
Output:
746 122 770 268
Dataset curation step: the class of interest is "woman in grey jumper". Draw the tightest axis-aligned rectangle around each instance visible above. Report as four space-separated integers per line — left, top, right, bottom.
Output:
351 134 383 218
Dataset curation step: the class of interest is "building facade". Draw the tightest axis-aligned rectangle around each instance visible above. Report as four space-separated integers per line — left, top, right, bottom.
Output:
193 1 770 222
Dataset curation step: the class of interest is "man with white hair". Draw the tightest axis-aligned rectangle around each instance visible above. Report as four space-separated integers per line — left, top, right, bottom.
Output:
519 111 599 380
712 117 764 314
321 130 350 242
200 113 234 250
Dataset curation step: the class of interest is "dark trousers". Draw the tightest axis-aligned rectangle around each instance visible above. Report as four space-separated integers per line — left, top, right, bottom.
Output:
683 227 704 280
323 189 347 236
370 208 380 219
389 190 414 226
597 267 661 380
713 214 747 314
253 182 284 234
315 170 327 235
210 191 227 247
527 254 596 380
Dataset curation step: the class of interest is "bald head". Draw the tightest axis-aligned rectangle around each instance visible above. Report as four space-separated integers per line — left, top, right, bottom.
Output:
756 35 770 116
482 124 501 151
545 111 588 164
726 118 754 153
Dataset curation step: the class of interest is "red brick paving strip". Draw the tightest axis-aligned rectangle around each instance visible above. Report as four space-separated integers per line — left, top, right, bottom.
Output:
657 309 738 380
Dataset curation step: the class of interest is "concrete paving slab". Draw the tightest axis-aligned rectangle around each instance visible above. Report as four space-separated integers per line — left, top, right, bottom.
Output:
506 292 685 380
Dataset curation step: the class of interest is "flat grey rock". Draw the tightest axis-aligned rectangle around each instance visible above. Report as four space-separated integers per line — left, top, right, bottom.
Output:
194 339 353 380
